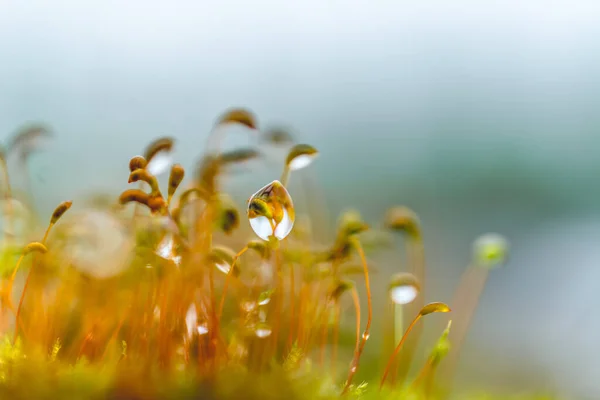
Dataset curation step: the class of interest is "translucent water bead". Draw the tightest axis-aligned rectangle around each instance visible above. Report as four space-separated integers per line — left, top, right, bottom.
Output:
247 180 295 241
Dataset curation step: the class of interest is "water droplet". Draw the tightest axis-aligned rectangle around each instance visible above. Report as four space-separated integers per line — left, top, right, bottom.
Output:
185 304 197 338
288 154 315 171
197 324 209 335
255 324 272 338
389 285 419 305
388 272 420 305
156 233 174 259
247 180 295 241
258 297 270 306
215 261 231 275
350 366 357 373
285 144 318 171
146 151 172 176
362 332 370 341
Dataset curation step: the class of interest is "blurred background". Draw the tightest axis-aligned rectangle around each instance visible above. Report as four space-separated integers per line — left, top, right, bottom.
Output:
1 1 599 398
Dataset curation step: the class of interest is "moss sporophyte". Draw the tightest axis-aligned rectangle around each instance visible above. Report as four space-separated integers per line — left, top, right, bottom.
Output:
0 113 536 400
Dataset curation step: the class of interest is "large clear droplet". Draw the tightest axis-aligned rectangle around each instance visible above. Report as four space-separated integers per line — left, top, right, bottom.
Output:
389 285 419 305
146 151 172 176
247 180 295 241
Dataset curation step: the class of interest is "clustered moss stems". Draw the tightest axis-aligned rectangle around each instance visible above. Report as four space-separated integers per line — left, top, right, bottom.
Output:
0 111 510 400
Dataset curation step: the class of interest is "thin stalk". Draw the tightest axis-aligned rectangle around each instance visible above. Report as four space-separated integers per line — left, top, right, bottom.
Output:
350 286 361 357
331 300 341 377
390 303 404 386
287 260 295 349
341 239 372 394
270 246 284 358
41 223 54 244
380 314 423 389
395 236 425 384
14 225 54 344
280 165 291 187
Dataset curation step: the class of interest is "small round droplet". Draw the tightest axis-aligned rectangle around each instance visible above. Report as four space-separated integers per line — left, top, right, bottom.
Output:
390 286 419 305
285 144 318 171
146 151 173 176
388 272 421 305
247 180 295 241
215 260 231 275
255 324 272 338
289 154 314 171
258 297 270 306
197 324 209 335
362 332 370 341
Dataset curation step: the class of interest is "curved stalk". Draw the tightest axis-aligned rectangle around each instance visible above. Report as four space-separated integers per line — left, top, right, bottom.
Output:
395 235 426 384
380 314 422 389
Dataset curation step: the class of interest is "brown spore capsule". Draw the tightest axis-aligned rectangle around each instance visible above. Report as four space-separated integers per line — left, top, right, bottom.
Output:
50 200 73 224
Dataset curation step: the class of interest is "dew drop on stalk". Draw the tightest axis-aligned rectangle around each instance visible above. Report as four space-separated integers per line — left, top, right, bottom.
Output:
255 323 272 338
258 297 270 306
288 154 314 171
197 324 209 335
144 137 174 176
388 272 421 305
390 286 419 305
247 180 295 241
285 144 319 171
146 151 173 176
215 260 231 275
